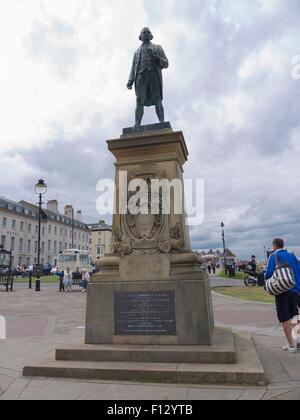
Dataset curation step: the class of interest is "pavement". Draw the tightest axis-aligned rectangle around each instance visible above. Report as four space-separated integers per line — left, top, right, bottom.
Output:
0 279 299 400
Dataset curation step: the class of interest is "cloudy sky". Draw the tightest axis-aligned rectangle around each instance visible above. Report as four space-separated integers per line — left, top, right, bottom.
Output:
0 0 300 259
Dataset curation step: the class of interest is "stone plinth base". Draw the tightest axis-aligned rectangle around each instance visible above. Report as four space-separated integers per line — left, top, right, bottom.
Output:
23 330 267 386
85 277 213 346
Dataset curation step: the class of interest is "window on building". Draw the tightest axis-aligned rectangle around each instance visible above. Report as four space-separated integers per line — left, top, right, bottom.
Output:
69 243 72 249
19 238 23 252
97 245 105 257
27 257 30 266
42 227 45 236
1 235 6 248
41 242 45 254
18 257 23 265
74 232 77 240
20 221 24 231
54 226 57 235
60 228 63 236
35 241 38 253
78 245 81 250
65 243 67 250
48 240 51 252
35 225 38 234
27 240 31 253
59 242 62 252
54 241 57 253
48 225 51 234
28 223 32 233
10 237 15 250
12 219 16 229
2 217 7 227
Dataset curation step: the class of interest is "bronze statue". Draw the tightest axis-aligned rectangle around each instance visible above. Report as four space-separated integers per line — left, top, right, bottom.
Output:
127 27 169 128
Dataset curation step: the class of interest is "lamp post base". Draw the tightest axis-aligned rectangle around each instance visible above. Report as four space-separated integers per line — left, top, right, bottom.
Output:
35 279 41 292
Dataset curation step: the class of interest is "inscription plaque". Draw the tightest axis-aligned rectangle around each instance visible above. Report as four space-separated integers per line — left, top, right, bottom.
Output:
114 290 176 335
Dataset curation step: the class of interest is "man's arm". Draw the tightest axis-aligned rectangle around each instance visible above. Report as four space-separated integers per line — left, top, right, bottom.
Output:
154 46 169 69
127 53 136 89
265 254 276 280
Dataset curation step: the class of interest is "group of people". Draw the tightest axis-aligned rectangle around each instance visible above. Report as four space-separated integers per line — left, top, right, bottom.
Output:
61 268 90 293
207 263 217 275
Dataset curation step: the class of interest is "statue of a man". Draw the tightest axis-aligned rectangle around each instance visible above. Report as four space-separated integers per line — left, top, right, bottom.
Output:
127 27 169 128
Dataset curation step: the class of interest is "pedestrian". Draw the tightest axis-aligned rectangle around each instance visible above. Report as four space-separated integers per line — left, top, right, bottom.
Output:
207 265 212 275
59 271 65 292
80 269 90 293
63 267 73 292
247 255 257 273
212 263 216 275
265 238 300 353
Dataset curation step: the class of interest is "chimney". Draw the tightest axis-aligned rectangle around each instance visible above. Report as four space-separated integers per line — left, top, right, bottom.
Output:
64 205 74 219
76 210 82 222
47 200 58 213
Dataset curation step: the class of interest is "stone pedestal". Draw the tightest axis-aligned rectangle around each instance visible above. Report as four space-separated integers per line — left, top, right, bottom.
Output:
85 125 215 345
23 124 266 387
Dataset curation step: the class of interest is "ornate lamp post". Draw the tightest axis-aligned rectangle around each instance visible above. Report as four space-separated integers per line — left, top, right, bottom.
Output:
35 179 47 292
221 222 227 273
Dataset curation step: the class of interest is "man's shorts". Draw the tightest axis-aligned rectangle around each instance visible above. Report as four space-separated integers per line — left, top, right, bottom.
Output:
275 291 299 323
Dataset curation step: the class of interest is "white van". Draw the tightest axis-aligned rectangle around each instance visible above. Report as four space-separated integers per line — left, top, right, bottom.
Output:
57 249 93 274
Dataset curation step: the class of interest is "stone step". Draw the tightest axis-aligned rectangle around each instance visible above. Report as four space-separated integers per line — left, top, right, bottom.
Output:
23 332 267 386
56 327 236 365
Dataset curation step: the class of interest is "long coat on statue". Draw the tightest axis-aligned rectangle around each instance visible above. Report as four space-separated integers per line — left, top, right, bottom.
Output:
128 43 169 107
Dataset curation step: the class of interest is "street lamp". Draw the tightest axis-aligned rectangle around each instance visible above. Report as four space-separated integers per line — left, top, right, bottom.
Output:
71 207 74 249
221 222 227 273
35 179 47 292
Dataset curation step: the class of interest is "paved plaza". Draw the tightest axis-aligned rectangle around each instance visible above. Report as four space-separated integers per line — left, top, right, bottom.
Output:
0 280 299 400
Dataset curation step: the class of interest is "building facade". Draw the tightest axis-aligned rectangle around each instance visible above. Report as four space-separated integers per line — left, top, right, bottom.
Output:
0 197 90 268
87 221 113 263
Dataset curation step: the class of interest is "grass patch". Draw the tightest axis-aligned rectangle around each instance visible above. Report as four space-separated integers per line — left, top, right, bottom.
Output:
219 270 244 280
14 275 59 284
214 286 274 304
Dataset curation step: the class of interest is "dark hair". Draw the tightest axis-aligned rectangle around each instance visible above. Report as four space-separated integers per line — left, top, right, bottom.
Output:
139 27 153 41
273 238 284 249
251 255 256 259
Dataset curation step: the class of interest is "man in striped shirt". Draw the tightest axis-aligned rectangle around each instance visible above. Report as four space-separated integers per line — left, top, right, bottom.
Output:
265 238 300 352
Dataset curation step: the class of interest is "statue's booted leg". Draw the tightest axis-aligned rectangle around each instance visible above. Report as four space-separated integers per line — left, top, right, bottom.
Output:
135 97 145 128
155 100 165 123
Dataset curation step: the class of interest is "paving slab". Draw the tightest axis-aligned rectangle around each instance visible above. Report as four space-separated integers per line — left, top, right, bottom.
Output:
272 388 300 400
186 387 243 400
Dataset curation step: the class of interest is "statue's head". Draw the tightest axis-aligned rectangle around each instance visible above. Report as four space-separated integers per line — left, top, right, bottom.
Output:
139 27 153 42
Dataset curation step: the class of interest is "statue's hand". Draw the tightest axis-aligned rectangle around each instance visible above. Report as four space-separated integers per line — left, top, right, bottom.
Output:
127 81 133 90
152 53 160 64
